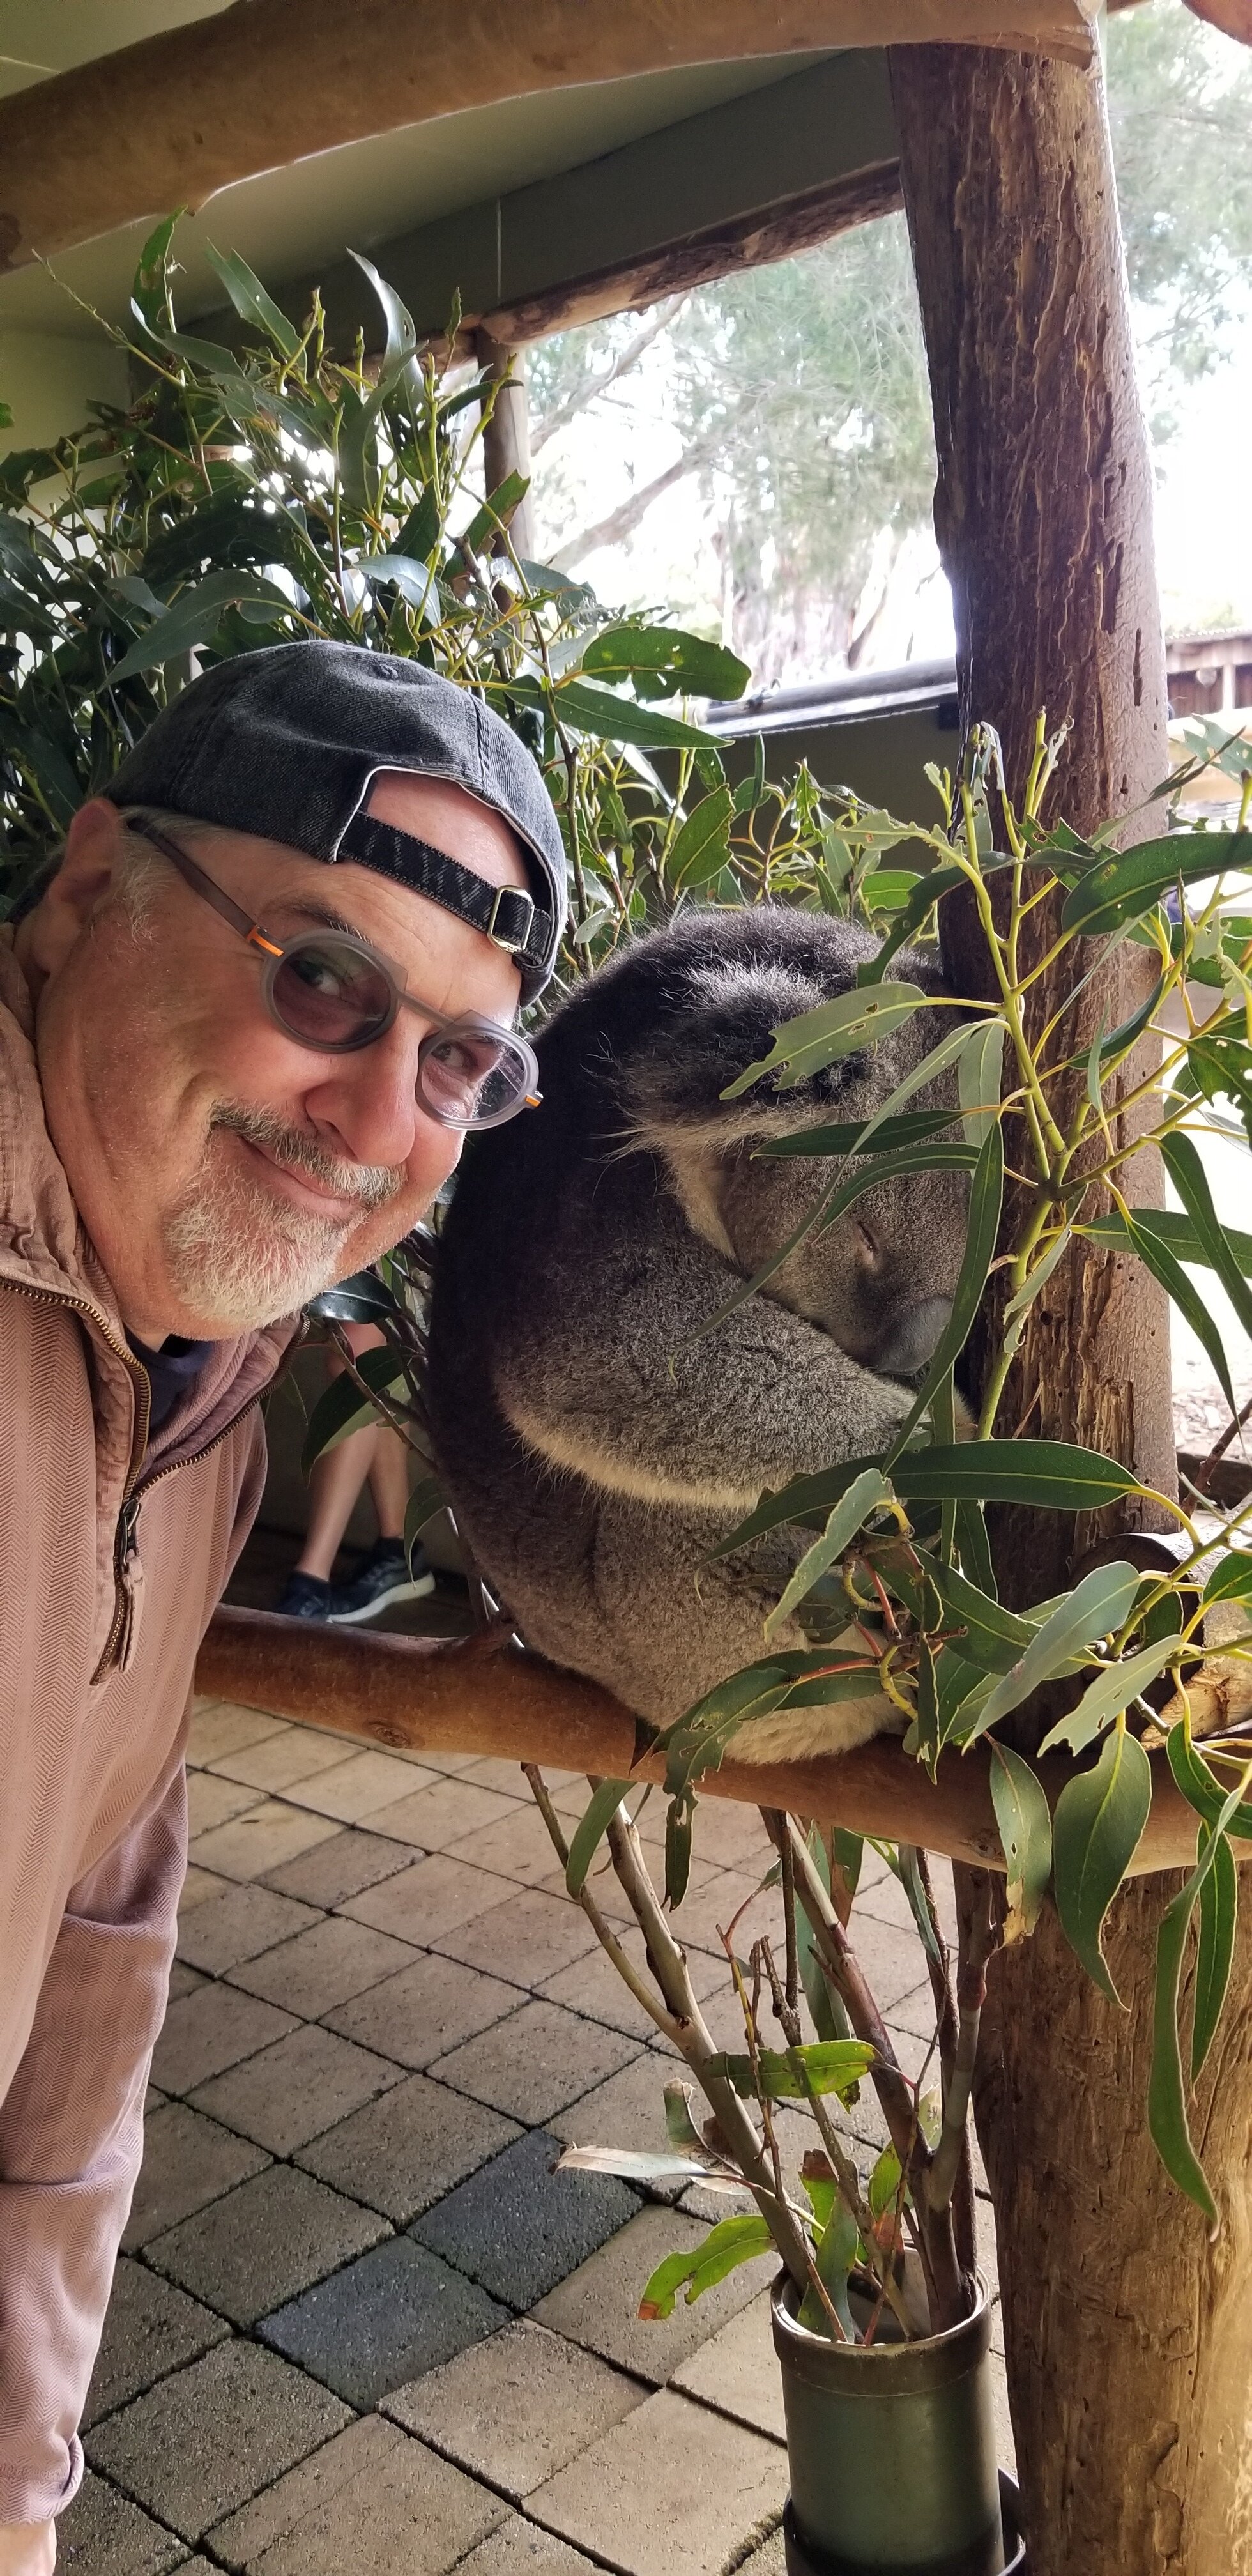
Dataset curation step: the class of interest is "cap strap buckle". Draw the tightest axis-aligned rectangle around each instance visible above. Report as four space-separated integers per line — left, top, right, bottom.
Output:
485 883 537 956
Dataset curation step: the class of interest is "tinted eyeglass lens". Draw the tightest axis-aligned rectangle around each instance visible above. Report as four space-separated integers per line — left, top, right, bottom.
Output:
271 937 394 1048
418 1029 528 1128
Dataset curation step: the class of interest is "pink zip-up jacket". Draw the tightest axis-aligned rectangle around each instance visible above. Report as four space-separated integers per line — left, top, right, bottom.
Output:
0 928 292 2521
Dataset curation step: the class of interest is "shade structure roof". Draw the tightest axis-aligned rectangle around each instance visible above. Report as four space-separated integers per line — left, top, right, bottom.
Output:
0 0 1097 342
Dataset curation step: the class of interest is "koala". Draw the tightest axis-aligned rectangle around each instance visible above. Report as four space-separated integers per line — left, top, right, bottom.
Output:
426 906 970 1763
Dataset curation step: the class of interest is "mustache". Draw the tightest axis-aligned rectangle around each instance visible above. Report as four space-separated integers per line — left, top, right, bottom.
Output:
210 1104 402 1215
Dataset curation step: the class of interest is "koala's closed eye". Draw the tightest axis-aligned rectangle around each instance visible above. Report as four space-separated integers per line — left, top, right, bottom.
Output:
427 905 971 1759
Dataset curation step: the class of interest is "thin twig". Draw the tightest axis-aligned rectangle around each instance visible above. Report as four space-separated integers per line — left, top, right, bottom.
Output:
925 1871 998 2222
1193 1391 1252 1498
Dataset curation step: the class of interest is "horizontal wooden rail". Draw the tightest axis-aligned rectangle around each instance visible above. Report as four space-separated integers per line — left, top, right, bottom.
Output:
197 1607 1235 1877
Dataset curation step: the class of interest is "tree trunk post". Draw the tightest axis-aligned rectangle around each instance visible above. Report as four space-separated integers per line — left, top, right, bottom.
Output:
890 41 1252 2576
476 332 537 562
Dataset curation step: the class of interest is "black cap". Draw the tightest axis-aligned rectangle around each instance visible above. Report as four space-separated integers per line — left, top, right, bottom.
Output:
108 640 568 1002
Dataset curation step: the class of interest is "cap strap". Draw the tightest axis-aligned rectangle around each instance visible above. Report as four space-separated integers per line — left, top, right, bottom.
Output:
339 811 551 969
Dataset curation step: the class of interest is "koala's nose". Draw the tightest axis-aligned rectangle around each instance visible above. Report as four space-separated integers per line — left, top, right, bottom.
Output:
874 1296 953 1377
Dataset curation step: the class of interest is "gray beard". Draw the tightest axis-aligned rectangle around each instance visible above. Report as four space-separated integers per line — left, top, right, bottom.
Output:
162 1103 401 1330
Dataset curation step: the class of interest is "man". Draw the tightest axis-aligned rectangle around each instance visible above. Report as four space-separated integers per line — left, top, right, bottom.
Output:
0 640 567 2572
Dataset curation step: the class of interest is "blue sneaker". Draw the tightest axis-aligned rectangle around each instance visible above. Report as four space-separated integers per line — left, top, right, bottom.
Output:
328 1538 435 1625
275 1571 335 1620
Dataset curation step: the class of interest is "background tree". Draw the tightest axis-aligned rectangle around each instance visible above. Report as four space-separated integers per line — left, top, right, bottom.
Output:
529 0 1252 686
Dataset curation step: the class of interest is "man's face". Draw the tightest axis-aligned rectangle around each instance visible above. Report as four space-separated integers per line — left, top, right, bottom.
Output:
16 773 528 1342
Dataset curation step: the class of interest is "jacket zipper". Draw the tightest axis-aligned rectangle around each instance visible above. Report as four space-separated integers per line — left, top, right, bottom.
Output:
0 1275 265 1682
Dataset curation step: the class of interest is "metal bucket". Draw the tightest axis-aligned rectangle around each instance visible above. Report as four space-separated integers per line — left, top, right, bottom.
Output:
771 2273 1006 2575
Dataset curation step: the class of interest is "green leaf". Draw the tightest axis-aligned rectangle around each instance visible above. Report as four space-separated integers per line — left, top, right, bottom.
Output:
886 1123 1003 1463
763 1469 894 1639
540 675 712 749
1122 1211 1237 1416
713 1441 1140 1558
1038 1636 1182 1755
105 569 292 683
1053 1729 1152 2007
665 1790 695 1909
668 786 735 891
757 1110 963 1161
857 863 968 981
1084 1208 1252 1280
722 983 928 1099
462 470 530 553
565 1781 632 1896
968 1563 1143 1745
639 2216 774 2320
868 2145 905 2222
1003 1229 1073 1325
300 1347 409 1475
1160 1133 1252 1349
989 1744 1053 1938
958 1018 1004 1147
1060 831 1252 937
1193 1823 1239 2083
349 251 418 387
1165 1723 1252 1843
798 2197 859 2338
1203 1552 1252 1609
954 1499 998 1602
582 624 751 702
203 241 302 358
403 1478 444 1572
706 2041 877 2102
912 1551 1034 1676
1149 1775 1251 2229
822 1016 1004 1166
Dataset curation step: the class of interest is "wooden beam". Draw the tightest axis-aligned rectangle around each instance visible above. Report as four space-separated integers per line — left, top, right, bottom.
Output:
195 1608 1236 1878
0 0 1097 279
478 162 905 348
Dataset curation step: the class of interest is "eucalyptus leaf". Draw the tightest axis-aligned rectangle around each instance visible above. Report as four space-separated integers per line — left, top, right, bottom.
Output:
965 1563 1144 1744
639 2216 774 2319
1193 1822 1239 2083
763 1469 893 1638
105 571 292 683
1053 1729 1152 2007
958 1019 1005 1147
300 1348 409 1475
886 1123 1003 1462
565 1780 632 1896
1038 1637 1181 1755
706 2041 877 2101
721 983 929 1100
1061 831 1252 937
1149 1782 1251 2229
668 786 735 890
989 1743 1053 1940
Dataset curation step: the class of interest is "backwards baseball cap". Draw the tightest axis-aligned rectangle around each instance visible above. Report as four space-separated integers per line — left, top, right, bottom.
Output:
107 640 569 1003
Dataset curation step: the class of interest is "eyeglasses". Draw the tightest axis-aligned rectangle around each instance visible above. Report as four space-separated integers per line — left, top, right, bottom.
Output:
126 818 542 1131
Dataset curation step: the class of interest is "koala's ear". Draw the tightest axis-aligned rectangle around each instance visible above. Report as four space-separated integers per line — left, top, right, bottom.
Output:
623 958 861 1138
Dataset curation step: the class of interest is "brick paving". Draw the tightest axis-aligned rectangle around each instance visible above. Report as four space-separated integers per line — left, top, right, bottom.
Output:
65 1694 1012 2574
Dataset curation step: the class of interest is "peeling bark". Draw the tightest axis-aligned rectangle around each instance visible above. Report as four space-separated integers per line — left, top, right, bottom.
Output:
892 42 1252 2575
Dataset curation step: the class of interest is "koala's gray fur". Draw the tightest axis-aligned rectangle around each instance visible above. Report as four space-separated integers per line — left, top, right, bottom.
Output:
427 907 970 1762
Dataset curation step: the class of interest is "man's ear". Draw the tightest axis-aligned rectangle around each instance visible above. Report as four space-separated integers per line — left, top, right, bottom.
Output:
15 799 125 981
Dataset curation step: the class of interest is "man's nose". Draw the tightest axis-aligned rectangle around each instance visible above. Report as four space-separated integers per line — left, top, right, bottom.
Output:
305 1024 426 1172
874 1295 954 1378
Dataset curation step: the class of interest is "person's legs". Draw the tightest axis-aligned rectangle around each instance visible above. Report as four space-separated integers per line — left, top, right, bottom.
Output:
279 1325 388 1614
365 1420 409 1544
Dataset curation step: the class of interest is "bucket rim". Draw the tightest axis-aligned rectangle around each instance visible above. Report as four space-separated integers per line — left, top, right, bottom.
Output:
771 2268 993 2395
